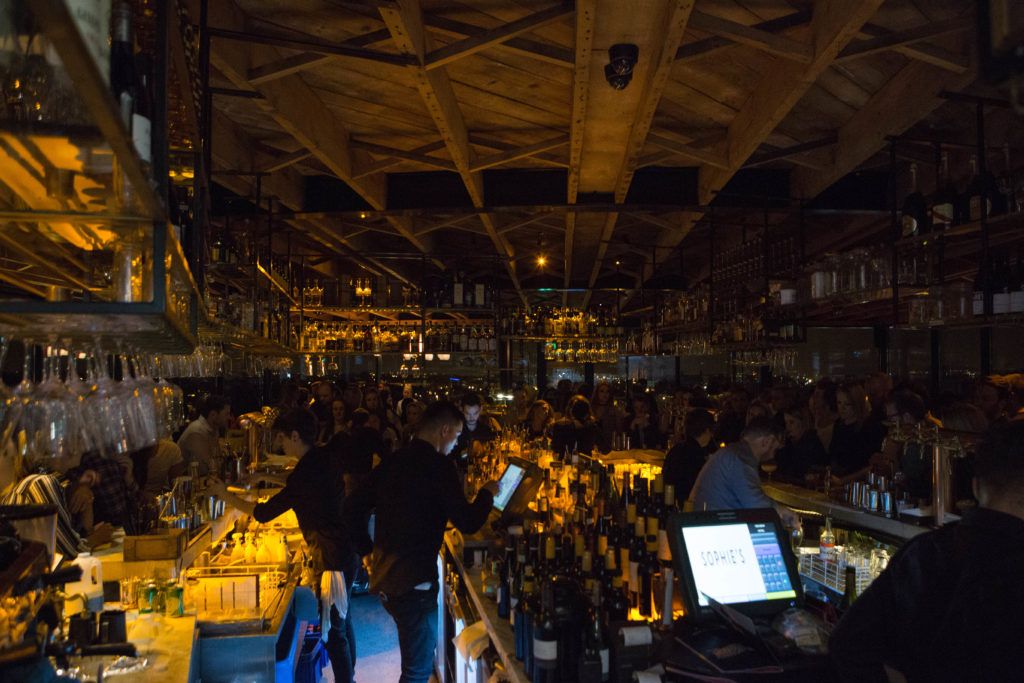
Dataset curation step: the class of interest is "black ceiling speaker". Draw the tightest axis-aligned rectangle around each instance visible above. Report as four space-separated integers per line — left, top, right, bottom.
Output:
606 44 639 90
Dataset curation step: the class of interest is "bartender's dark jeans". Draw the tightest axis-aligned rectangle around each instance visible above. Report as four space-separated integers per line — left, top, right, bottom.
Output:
326 604 354 683
381 587 437 683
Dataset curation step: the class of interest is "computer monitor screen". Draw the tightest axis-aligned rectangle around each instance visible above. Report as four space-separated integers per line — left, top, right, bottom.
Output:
493 463 526 512
668 509 802 620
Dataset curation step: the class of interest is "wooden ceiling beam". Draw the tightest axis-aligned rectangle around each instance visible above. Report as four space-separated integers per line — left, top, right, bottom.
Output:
839 17 967 62
425 3 574 71
210 111 419 283
380 0 527 304
352 139 448 178
422 14 574 68
634 0 884 302
581 0 695 309
247 28 392 84
563 0 595 303
687 9 812 63
791 60 976 200
744 134 837 167
646 133 728 169
206 0 439 265
675 10 811 62
260 149 313 173
470 134 570 172
351 139 457 171
857 22 969 74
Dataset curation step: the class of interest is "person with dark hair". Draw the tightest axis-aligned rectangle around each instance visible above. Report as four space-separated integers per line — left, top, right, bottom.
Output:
344 401 497 683
177 394 231 476
713 387 751 445
776 406 828 479
453 392 501 468
319 398 349 445
688 416 800 527
550 396 602 455
809 379 839 453
591 381 624 450
310 381 338 424
625 393 663 449
662 408 715 500
830 421 1024 681
522 399 554 440
209 408 359 683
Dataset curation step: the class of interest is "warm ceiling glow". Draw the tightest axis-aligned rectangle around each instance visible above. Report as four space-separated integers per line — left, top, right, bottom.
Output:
536 255 547 267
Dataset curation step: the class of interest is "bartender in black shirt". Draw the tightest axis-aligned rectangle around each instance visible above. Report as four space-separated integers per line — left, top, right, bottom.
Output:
453 392 500 469
210 409 358 683
662 408 715 500
345 401 497 683
830 420 1024 681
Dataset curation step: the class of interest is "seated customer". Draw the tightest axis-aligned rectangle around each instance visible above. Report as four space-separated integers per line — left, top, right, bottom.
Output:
662 408 715 500
830 421 1024 681
64 451 141 534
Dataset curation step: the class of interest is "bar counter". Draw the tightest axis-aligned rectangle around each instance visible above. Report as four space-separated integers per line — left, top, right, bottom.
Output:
764 481 929 543
443 530 528 683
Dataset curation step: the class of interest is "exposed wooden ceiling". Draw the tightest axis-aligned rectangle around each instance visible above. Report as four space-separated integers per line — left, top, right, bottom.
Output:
196 0 1009 307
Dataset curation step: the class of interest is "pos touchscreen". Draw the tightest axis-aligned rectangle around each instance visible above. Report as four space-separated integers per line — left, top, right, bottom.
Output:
666 508 803 622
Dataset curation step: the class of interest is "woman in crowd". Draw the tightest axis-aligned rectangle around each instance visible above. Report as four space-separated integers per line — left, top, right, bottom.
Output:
830 383 875 478
550 396 601 455
625 393 663 449
590 382 622 452
319 398 349 445
662 408 715 500
522 400 554 440
776 406 828 480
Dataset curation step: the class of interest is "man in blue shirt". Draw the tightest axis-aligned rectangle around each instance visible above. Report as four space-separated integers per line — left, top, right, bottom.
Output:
688 416 800 527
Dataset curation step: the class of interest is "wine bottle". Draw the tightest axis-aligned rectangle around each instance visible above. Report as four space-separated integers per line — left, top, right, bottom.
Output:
819 516 836 562
532 583 560 683
497 546 512 619
901 163 928 237
578 606 610 683
840 565 859 610
637 535 656 618
514 565 534 662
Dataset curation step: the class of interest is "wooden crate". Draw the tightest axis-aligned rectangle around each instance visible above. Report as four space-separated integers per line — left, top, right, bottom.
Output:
123 528 187 561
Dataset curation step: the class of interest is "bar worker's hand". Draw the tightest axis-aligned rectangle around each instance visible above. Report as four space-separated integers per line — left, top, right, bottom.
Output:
481 480 499 497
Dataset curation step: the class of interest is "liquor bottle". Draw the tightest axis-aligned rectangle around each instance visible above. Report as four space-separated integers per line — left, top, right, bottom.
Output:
1009 250 1024 314
901 163 928 237
819 516 836 562
931 152 957 231
658 484 675 566
532 583 559 683
993 257 1011 315
840 565 859 610
622 472 636 526
475 279 487 308
110 2 136 129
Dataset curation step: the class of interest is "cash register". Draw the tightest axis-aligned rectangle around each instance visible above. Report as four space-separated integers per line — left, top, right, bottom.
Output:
663 508 829 678
489 458 542 527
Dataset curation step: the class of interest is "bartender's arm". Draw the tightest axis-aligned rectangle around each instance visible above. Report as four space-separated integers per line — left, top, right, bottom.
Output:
208 471 300 521
735 458 801 528
438 459 497 533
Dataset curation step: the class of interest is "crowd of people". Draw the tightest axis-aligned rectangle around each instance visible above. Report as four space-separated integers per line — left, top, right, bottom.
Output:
4 369 1022 682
